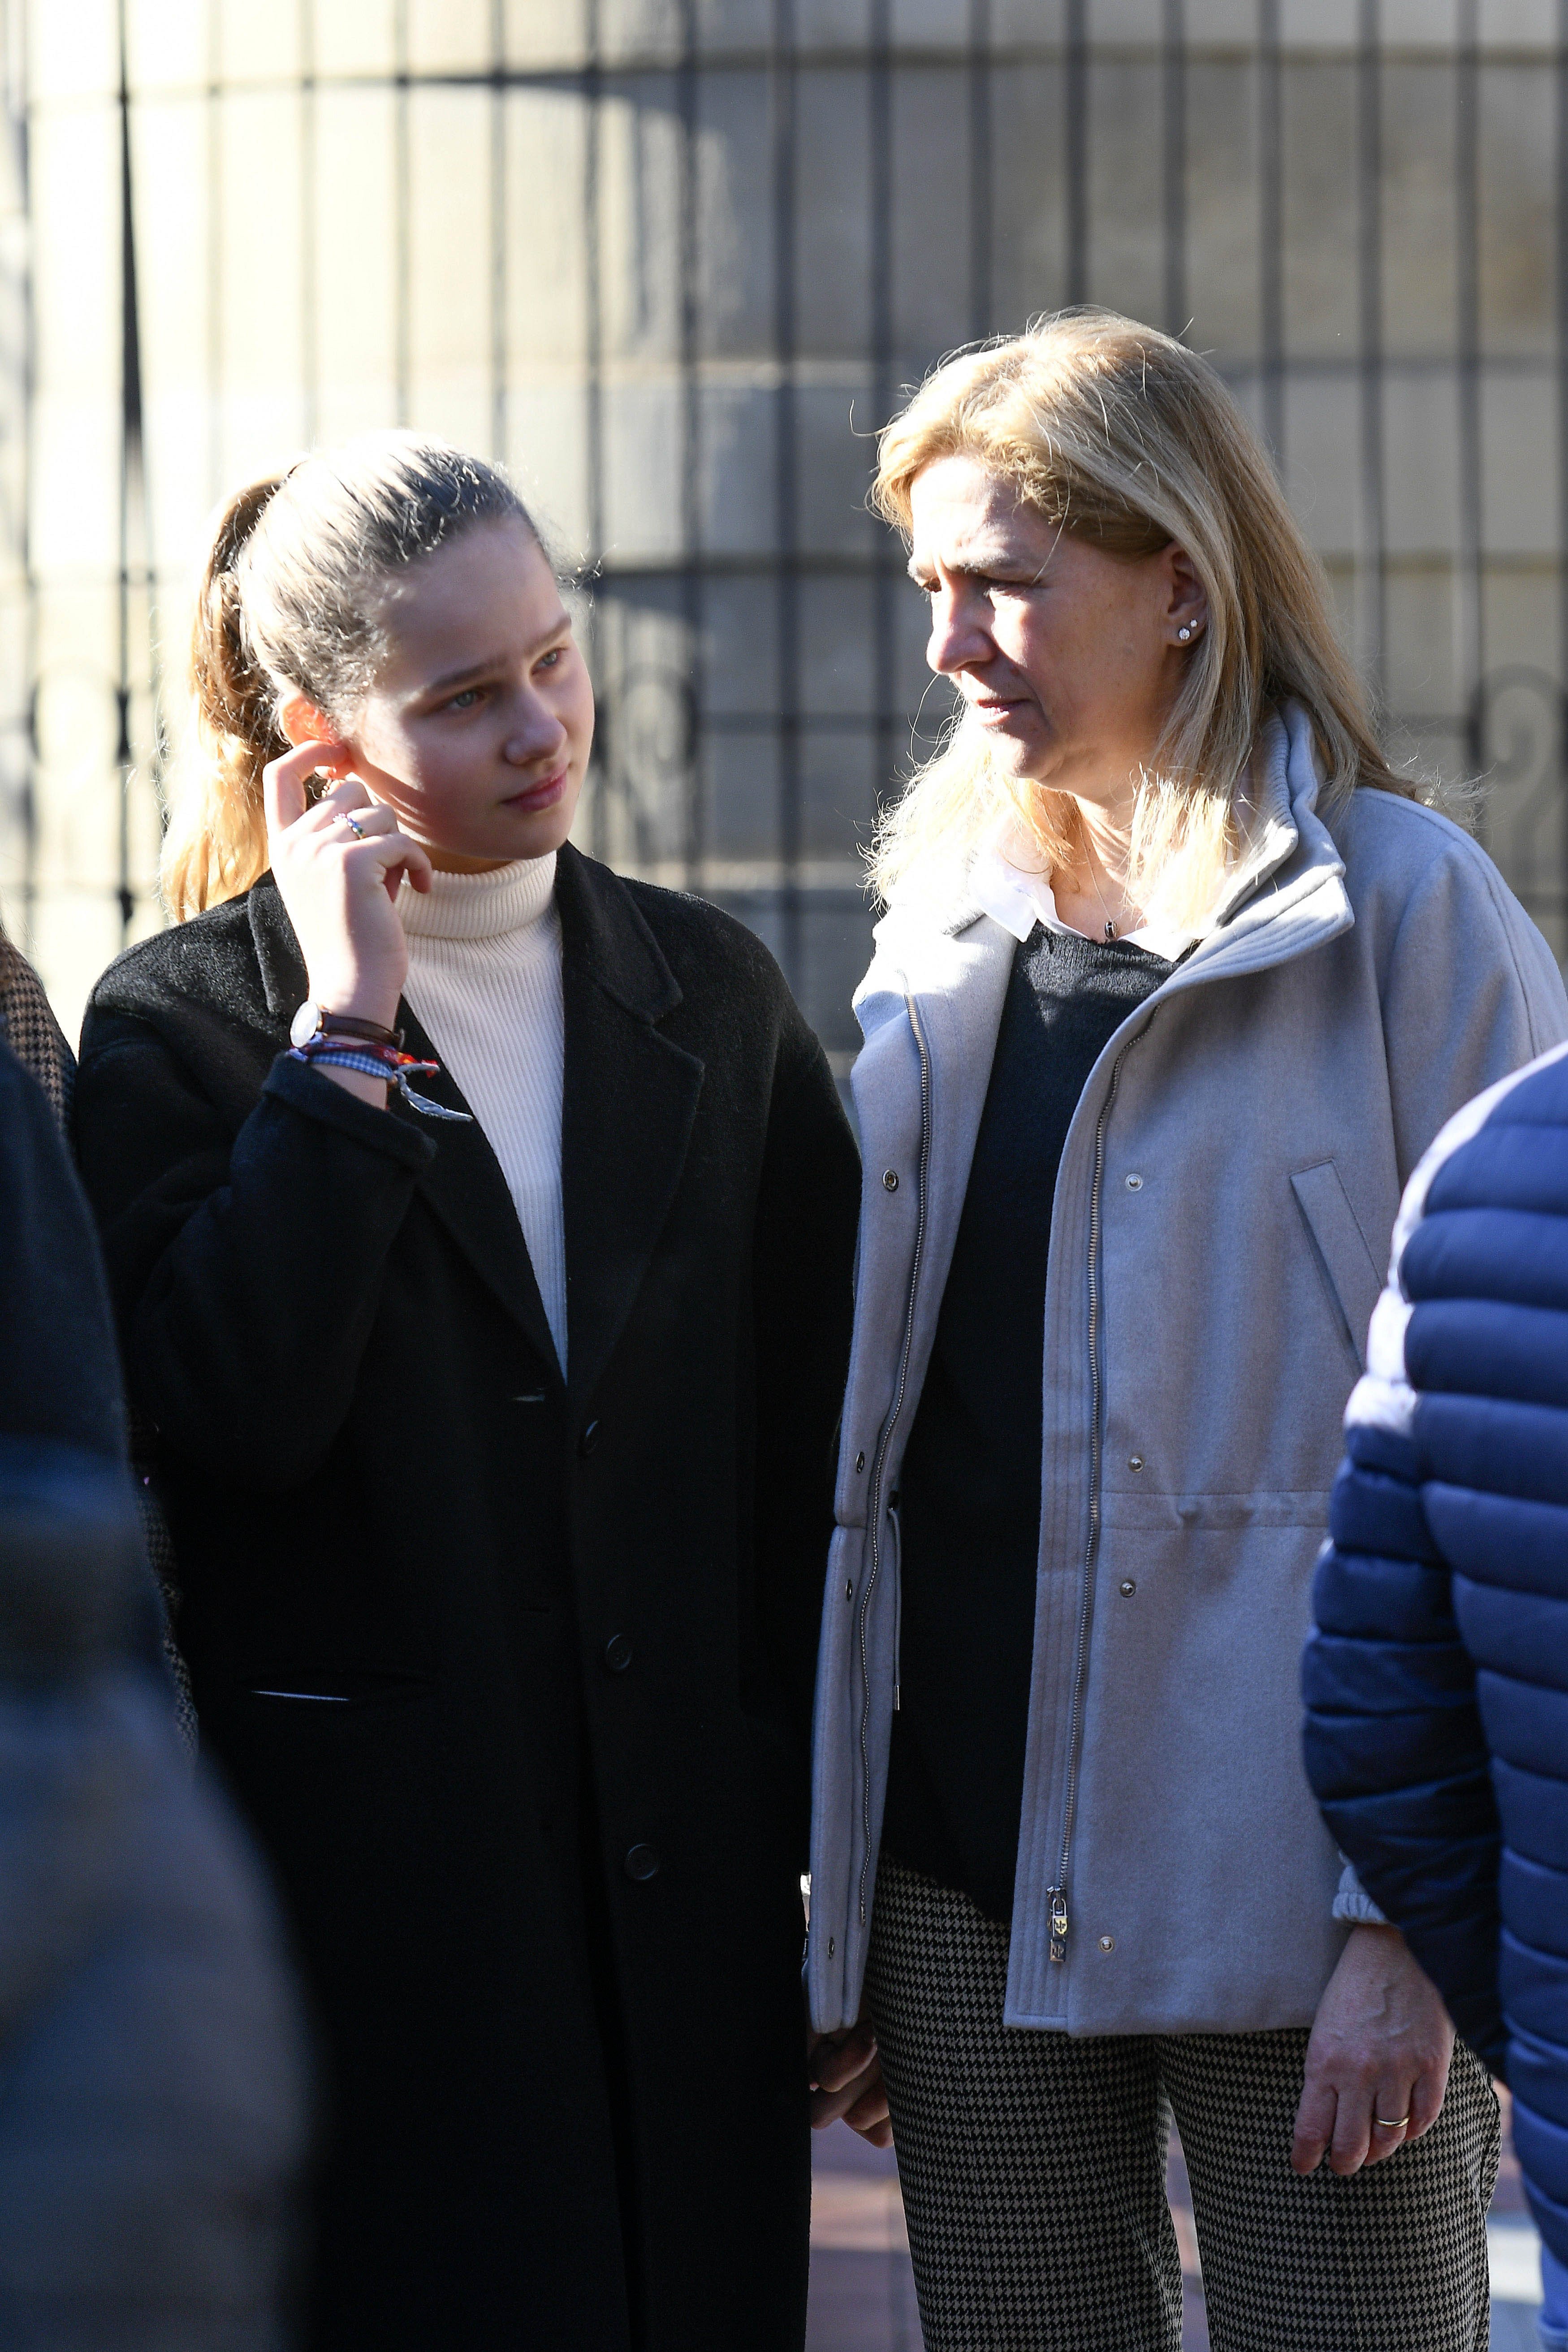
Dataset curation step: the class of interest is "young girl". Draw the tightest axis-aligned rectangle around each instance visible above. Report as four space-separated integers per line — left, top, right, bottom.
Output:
73 435 860 2351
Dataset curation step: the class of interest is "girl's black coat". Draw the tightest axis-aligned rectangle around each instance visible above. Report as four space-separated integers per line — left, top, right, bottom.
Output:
73 845 860 2352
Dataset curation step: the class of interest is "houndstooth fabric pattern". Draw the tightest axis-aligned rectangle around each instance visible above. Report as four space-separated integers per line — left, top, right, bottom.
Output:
866 1854 1499 2352
0 934 73 1122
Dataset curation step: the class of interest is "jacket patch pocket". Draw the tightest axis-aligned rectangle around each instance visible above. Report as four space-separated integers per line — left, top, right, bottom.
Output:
1291 1161 1384 1371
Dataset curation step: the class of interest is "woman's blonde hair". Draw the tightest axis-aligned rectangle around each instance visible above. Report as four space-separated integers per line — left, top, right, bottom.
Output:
161 431 540 920
870 308 1410 924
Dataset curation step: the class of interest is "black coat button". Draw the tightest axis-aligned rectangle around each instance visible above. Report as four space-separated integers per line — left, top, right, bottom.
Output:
604 1634 633 1673
624 1843 660 1882
578 1419 600 1458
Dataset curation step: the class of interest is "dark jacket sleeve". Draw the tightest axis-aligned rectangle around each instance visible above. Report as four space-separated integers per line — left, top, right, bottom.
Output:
0 1041 129 1465
1302 1415 1507 2070
1305 1048 1568 2084
74 1003 435 1491
750 1019 860 1753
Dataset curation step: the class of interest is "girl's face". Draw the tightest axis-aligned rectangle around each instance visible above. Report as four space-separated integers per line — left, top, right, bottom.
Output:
317 520 594 872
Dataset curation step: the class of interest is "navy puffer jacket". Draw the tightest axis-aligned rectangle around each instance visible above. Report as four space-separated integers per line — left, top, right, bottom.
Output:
1303 1040 1568 2261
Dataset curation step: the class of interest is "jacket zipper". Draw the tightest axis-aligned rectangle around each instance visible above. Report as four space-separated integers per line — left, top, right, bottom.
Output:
856 990 933 1928
1048 1036 1136 1964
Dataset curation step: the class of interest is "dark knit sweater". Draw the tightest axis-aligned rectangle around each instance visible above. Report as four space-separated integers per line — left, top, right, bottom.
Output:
882 922 1174 1924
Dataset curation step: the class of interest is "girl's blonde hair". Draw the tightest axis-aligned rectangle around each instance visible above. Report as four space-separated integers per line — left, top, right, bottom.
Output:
870 308 1410 924
162 431 540 920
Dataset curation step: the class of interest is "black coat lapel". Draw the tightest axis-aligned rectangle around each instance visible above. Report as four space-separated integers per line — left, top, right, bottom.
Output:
248 876 559 1375
556 847 704 1413
389 1003 561 1376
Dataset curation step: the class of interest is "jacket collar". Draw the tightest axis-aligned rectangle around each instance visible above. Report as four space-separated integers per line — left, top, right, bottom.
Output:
1168 702 1353 993
246 850 704 1405
249 877 310 1027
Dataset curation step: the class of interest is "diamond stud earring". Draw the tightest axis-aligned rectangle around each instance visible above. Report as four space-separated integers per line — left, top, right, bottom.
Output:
1178 625 1194 642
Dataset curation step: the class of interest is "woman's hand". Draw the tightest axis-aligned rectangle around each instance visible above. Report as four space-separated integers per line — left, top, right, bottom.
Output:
808 2018 894 2149
263 741 433 1034
1291 1923 1454 2177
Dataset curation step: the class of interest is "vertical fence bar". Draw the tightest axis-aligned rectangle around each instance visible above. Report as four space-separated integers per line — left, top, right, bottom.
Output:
771 0 801 988
205 0 222 503
1559 0 1568 762
490 0 506 459
869 0 897 850
1258 0 1285 466
12 0 35 937
116 0 141 943
1552 0 1568 922
393 0 410 428
1066 0 1089 304
1454 0 1482 742
583 0 607 859
300 0 318 448
968 0 992 342
1162 0 1186 337
1356 0 1387 709
678 0 702 887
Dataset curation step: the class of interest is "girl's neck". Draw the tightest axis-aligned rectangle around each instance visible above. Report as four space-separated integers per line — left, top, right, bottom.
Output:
427 849 515 875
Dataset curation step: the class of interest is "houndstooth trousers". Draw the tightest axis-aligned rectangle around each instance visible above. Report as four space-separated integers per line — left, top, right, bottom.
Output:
866 1855 1499 2352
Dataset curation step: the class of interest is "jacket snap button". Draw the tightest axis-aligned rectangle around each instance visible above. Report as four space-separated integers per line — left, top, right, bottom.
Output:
604 1634 633 1673
827 1935 835 1957
845 1580 854 1603
579 1420 600 1458
1125 1173 1144 1191
624 1843 660 1882
855 1450 866 1473
882 1168 898 1192
1098 1934 1115 1953
1128 1456 1144 1472
1120 1579 1136 1598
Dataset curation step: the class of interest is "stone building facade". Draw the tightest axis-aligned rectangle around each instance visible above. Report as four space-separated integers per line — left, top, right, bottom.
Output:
0 0 1563 1054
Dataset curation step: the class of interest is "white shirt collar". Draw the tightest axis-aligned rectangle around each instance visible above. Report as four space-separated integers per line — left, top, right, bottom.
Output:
969 823 1196 962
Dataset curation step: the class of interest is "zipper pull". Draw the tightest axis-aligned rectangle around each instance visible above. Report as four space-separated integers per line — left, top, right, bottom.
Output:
1048 1887 1069 1964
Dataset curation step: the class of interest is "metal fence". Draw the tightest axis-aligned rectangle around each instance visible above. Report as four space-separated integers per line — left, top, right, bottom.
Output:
1 1 1565 1054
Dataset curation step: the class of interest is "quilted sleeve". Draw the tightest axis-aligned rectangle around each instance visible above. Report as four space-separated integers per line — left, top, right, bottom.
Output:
1303 1406 1506 2070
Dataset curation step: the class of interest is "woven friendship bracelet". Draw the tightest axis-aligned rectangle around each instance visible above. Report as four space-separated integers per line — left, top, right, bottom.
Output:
289 1037 474 1123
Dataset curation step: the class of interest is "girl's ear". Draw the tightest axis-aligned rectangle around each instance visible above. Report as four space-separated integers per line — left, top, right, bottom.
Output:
277 691 347 752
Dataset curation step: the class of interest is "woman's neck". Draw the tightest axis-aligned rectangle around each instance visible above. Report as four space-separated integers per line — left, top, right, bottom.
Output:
1050 791 1145 943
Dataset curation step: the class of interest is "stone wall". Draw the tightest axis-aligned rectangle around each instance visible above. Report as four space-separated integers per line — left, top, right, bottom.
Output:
1 0 1562 1046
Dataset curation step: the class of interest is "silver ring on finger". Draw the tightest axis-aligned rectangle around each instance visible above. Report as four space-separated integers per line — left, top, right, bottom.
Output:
341 812 366 839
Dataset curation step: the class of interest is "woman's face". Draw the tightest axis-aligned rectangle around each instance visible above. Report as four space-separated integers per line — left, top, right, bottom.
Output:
320 519 595 872
907 453 1207 813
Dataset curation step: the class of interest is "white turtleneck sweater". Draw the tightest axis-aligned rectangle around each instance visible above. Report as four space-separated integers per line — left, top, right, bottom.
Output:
398 853 567 1371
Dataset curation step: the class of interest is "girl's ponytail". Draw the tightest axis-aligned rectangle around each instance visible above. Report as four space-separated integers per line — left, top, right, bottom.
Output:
161 475 291 921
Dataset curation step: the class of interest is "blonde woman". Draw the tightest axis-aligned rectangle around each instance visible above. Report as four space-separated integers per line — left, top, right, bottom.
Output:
806 312 1568 2348
72 437 859 2352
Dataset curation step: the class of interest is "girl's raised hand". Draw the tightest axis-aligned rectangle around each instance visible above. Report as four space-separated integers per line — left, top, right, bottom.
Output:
263 741 433 1033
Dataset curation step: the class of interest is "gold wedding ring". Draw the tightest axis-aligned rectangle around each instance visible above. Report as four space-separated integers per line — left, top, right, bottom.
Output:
1374 2114 1411 2131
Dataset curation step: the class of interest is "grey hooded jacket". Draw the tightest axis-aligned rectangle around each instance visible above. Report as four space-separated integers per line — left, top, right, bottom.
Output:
808 703 1568 2040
